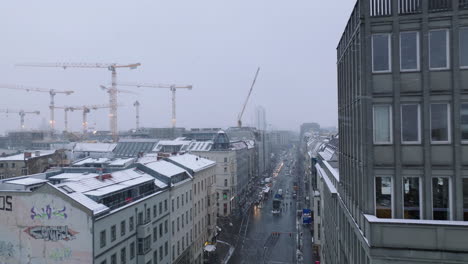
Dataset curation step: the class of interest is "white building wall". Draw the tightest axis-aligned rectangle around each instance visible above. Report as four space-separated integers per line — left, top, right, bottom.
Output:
0 184 93 264
169 179 193 264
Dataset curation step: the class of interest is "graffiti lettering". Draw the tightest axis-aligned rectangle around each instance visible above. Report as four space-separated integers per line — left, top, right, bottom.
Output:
0 241 14 258
49 247 72 261
24 226 78 241
0 196 12 211
31 205 67 220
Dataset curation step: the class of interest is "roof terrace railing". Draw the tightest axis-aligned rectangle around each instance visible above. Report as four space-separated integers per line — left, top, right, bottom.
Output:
370 0 463 16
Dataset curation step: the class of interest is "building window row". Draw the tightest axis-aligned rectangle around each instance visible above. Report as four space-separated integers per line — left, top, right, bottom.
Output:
375 176 461 220
372 28 468 73
373 103 464 144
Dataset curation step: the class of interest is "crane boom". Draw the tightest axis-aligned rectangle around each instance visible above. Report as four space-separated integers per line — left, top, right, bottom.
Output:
0 109 40 129
238 67 260 128
16 62 141 141
117 82 193 128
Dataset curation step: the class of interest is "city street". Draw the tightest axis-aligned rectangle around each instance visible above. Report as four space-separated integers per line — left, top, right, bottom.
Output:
229 151 308 264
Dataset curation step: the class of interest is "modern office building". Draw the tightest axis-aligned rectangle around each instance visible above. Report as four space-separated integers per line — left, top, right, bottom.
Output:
321 0 468 263
254 106 267 131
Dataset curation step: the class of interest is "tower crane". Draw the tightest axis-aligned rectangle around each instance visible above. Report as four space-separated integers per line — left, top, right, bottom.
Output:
54 104 113 134
0 109 40 130
0 84 74 131
134 101 140 130
16 62 141 141
117 82 193 128
237 67 260 128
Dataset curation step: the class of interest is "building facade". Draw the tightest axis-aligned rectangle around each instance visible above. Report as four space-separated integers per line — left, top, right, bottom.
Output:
319 1 468 263
0 150 65 179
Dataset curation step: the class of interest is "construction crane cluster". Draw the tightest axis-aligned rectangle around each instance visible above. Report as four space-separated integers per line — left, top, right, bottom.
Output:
2 61 260 140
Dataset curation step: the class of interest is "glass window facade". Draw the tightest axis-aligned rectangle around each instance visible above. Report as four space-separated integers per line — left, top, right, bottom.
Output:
432 177 450 220
401 104 420 143
373 105 392 144
431 103 450 142
464 178 468 221
461 103 468 141
403 177 420 219
429 29 449 69
460 28 468 68
375 176 392 218
372 34 391 72
400 32 419 71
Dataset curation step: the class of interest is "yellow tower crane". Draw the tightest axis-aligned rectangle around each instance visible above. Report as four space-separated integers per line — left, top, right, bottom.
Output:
0 84 73 131
16 62 141 141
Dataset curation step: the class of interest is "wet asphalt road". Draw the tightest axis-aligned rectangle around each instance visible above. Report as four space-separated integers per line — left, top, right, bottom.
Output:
230 158 297 264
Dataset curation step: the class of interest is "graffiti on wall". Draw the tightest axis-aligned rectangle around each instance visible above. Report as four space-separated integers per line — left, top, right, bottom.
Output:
31 205 67 220
48 247 72 261
24 226 78 241
0 196 12 212
0 241 14 258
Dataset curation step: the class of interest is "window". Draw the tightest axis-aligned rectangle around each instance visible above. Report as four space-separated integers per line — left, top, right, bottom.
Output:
403 177 421 219
182 194 184 206
429 29 449 69
224 179 228 187
164 199 168 211
317 223 321 240
463 178 468 221
177 217 180 231
130 242 135 259
182 214 185 228
373 105 392 144
160 223 163 237
146 208 151 222
153 250 158 264
164 220 168 234
375 176 392 218
431 103 450 143
372 33 391 72
121 247 126 264
433 177 451 220
401 104 420 143
190 190 192 201
153 227 157 242
160 245 163 260
159 202 163 215
400 31 420 71
461 103 468 142
153 205 157 218
111 254 116 264
172 220 175 235
111 225 116 242
172 199 174 212
177 241 180 255
317 201 320 217
177 197 180 209
121 220 126 236
165 242 168 256
138 235 152 255
100 230 106 248
186 191 188 203
101 260 107 264
172 245 175 260
461 28 468 68
11 163 15 168
129 216 134 231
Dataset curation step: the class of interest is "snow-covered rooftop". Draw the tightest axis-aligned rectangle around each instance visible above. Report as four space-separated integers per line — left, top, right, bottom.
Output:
73 142 117 152
6 177 48 186
142 160 187 177
0 150 56 161
167 154 215 173
73 157 110 166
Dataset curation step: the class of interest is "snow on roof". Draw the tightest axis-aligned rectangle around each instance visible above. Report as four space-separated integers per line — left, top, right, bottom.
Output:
6 177 48 186
153 139 193 152
315 164 337 194
0 150 56 161
138 154 158 164
73 142 117 152
187 141 213 152
231 141 247 150
73 157 110 166
109 158 135 166
154 178 168 189
51 184 109 214
168 154 215 173
142 160 187 177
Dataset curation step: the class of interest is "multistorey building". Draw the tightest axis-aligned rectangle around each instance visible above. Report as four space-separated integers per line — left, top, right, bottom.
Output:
325 0 468 263
167 155 217 264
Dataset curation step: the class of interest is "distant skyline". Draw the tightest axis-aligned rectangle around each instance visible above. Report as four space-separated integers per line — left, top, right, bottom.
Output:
0 0 356 134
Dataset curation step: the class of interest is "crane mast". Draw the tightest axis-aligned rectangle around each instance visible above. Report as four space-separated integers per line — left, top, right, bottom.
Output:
55 104 113 134
16 62 141 141
134 101 140 130
238 67 260 128
117 82 192 128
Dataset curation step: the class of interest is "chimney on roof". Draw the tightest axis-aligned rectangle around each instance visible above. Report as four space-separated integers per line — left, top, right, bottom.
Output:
34 151 40 157
24 152 32 159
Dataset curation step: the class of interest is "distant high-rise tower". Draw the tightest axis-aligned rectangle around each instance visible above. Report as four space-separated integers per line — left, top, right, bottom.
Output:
255 106 267 131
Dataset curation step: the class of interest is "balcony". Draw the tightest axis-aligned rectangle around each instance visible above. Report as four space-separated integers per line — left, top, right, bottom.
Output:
364 214 468 252
137 220 152 238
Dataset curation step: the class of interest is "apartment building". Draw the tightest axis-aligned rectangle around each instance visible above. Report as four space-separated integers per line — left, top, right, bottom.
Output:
166 154 216 264
0 150 65 179
321 0 468 263
0 165 171 264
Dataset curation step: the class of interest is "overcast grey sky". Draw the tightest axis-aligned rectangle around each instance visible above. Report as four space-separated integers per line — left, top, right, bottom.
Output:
0 0 355 134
